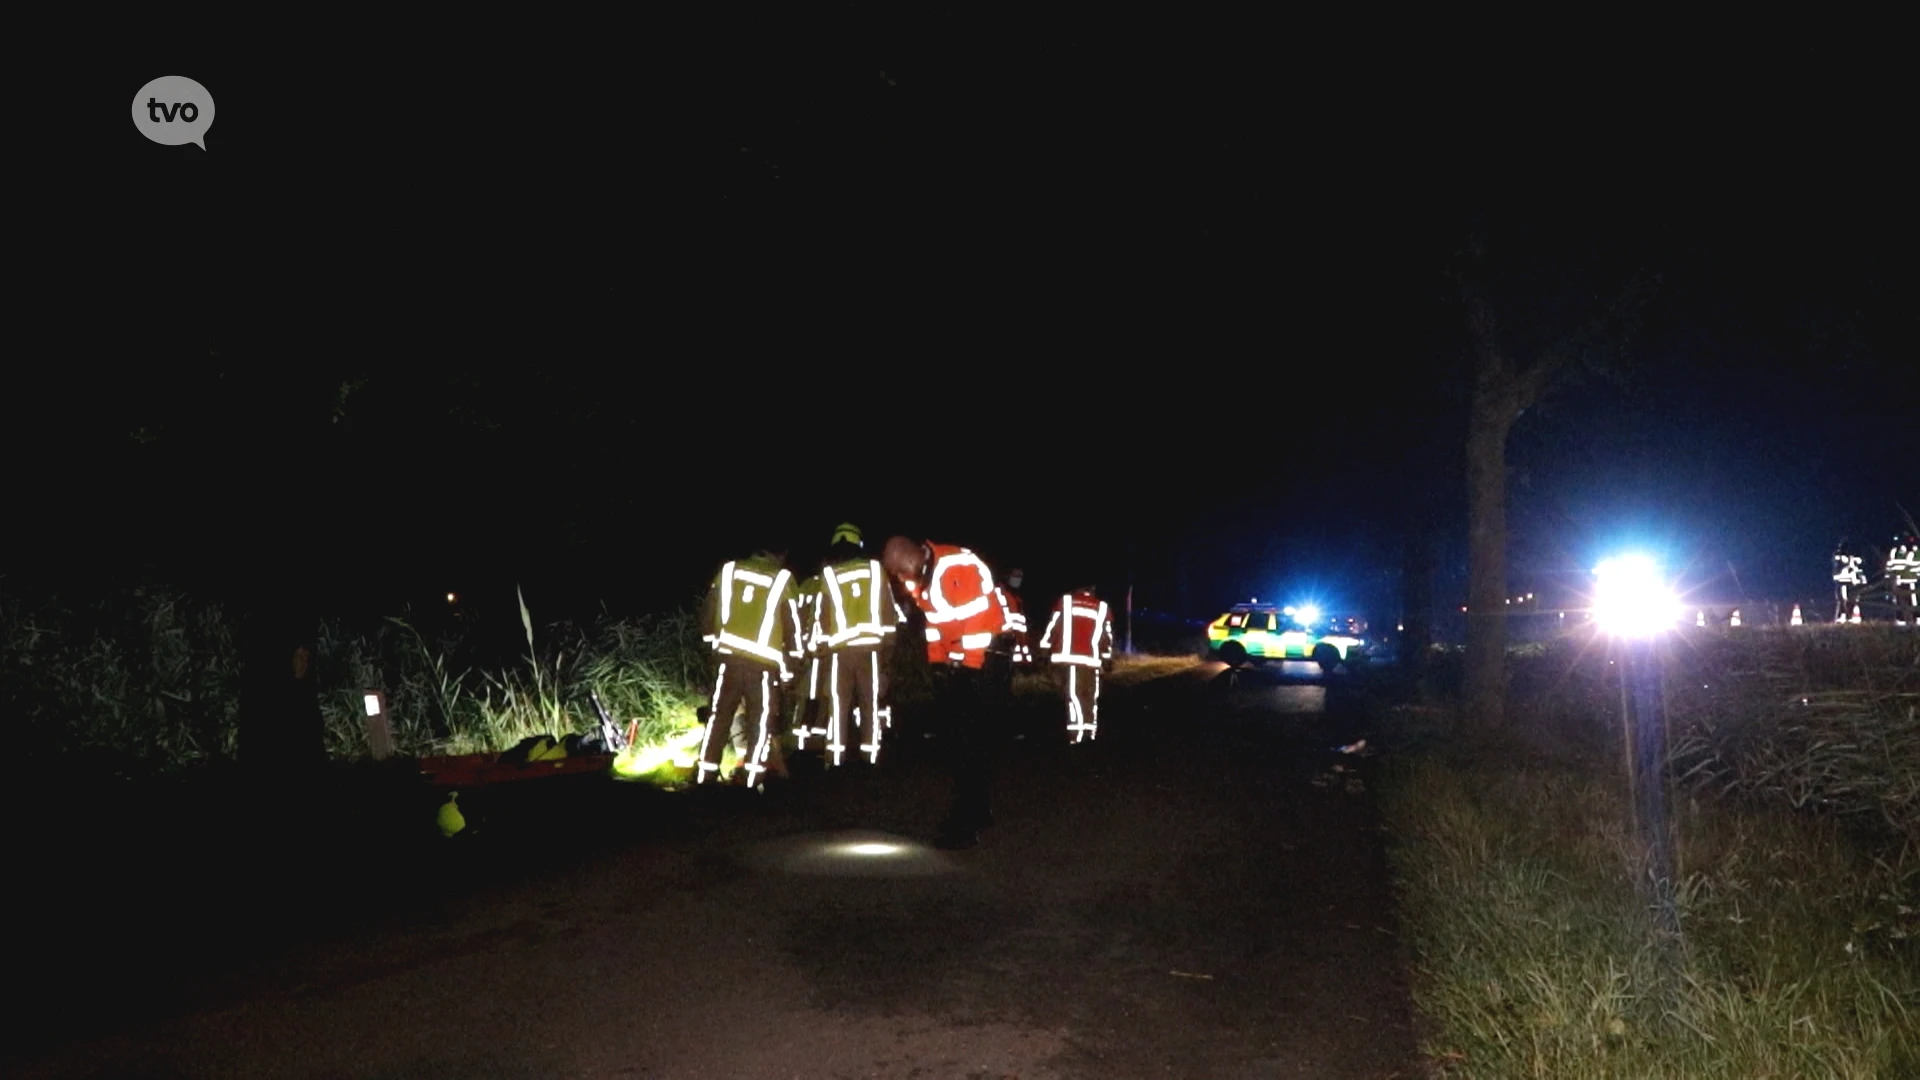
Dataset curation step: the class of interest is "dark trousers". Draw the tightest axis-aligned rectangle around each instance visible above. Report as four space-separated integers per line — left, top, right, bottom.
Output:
980 649 1017 710
932 663 995 831
792 654 827 747
1052 661 1102 743
825 645 887 765
699 657 780 783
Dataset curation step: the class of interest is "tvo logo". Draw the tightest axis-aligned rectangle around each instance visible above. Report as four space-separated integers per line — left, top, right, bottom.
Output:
132 75 215 150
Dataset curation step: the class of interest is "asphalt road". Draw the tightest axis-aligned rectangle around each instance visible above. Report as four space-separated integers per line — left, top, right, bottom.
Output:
10 660 1420 1080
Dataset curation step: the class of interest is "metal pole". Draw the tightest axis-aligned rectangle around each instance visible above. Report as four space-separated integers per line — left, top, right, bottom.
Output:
1621 636 1679 943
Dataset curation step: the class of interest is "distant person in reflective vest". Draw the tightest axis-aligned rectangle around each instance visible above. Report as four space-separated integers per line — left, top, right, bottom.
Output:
1832 540 1866 623
816 523 906 766
697 549 802 786
1890 533 1920 625
788 570 829 750
1038 585 1116 743
882 536 1015 849
984 567 1034 702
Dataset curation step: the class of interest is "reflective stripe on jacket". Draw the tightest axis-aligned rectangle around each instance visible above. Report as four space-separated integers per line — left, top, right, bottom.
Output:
996 588 1033 661
701 556 800 668
1891 546 1920 582
904 543 1010 668
791 576 825 655
1039 591 1114 667
819 558 905 649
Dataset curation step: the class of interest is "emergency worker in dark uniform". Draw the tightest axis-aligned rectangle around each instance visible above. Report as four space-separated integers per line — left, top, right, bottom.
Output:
882 536 1014 849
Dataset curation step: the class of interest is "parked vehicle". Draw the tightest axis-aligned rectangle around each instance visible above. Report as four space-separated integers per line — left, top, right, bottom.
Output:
1204 602 1373 673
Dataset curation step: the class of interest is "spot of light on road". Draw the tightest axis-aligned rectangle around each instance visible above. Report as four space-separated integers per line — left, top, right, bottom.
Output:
738 831 959 877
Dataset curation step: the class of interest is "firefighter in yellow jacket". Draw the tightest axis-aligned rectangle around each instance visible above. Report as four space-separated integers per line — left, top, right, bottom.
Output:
697 548 803 786
788 571 830 750
816 523 907 766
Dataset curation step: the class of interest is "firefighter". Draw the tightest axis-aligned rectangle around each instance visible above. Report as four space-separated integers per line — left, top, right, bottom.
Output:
1833 540 1866 623
1890 533 1920 625
1003 568 1034 666
817 523 907 766
881 536 1015 849
696 548 803 787
1037 584 1116 744
788 570 829 750
984 567 1033 703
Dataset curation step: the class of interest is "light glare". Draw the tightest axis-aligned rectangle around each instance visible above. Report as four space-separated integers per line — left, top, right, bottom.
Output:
844 842 903 856
1592 555 1680 638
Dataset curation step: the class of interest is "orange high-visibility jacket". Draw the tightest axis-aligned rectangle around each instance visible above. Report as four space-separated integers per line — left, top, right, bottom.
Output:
904 542 1012 669
1039 590 1115 667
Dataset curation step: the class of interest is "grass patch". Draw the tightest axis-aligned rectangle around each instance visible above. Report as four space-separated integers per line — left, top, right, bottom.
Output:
4 581 710 772
1107 652 1204 686
1380 629 1920 1078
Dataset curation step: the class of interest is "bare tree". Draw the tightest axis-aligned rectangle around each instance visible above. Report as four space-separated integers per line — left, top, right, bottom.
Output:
1454 235 1657 732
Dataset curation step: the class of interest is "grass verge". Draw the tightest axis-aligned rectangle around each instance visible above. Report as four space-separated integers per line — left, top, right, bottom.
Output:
1380 628 1920 1078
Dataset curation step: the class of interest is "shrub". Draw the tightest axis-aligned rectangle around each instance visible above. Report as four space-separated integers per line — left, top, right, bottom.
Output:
2 581 711 772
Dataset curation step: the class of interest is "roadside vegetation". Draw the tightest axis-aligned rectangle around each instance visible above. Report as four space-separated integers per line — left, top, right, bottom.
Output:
2 580 1199 777
2 581 709 773
1378 626 1919 1078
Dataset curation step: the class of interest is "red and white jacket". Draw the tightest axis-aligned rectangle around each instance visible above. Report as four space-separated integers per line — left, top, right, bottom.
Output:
995 587 1033 663
1039 589 1115 667
903 542 1013 669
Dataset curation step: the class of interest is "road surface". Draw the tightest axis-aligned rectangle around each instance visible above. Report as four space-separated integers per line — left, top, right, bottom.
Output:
10 660 1419 1079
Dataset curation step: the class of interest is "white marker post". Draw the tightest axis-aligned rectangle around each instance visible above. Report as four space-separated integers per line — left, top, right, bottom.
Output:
362 690 395 761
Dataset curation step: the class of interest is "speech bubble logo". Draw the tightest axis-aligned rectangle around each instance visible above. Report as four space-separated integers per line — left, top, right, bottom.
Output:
131 75 215 150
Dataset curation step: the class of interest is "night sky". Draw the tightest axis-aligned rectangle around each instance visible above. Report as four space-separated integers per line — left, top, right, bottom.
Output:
18 21 1912 631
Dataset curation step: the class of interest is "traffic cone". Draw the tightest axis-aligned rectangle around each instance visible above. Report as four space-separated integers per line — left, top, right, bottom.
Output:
1730 609 1742 628
1790 604 1803 626
1696 610 1706 627
1850 604 1862 625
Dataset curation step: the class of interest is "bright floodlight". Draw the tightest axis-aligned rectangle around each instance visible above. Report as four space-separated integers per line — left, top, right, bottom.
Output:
1592 555 1680 638
843 842 903 857
1295 604 1320 626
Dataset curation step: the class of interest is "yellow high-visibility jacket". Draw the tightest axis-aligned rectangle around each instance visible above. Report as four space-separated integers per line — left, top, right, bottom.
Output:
701 553 802 672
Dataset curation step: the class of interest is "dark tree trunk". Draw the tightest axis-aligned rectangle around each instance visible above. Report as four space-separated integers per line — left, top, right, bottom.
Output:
1400 522 1435 679
1463 385 1515 732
